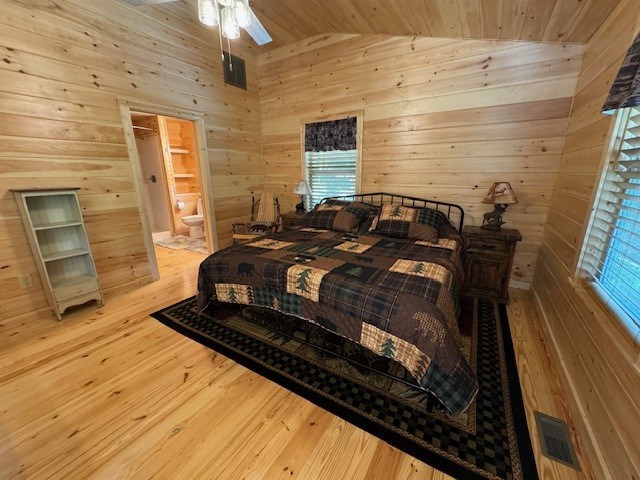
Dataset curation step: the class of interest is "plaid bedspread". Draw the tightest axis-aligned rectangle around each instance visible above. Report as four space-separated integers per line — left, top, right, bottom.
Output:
197 227 478 415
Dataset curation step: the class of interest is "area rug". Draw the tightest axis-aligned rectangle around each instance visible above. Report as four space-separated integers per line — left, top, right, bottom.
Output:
151 297 538 480
153 235 207 255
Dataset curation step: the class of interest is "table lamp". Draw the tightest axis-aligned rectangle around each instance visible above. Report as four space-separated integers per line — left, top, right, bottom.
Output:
293 180 312 213
481 182 518 230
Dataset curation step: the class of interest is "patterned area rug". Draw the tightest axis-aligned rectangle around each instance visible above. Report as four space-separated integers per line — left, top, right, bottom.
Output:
153 235 207 255
151 297 538 480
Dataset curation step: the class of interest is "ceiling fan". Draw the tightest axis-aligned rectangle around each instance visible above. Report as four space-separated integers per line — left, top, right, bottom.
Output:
122 0 272 46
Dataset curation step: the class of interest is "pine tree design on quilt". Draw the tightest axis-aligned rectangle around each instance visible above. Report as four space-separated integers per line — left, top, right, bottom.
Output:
296 268 313 293
272 297 280 311
389 205 403 217
380 338 396 358
346 266 363 278
413 262 426 274
228 286 238 303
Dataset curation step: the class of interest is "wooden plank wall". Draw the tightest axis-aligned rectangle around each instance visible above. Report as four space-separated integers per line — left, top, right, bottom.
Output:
532 0 640 478
0 0 263 323
258 35 583 287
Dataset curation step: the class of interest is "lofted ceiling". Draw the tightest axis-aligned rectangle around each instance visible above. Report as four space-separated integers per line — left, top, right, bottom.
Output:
239 0 623 49
158 0 623 52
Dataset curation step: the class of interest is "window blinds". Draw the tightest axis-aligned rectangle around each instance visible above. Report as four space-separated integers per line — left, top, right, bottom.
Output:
304 150 357 209
582 106 640 332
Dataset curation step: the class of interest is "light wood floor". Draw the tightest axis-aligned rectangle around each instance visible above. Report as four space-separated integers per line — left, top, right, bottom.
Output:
0 246 594 479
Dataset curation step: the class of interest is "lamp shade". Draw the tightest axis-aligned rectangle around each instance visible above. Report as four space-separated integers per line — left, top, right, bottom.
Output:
482 182 518 205
293 180 312 195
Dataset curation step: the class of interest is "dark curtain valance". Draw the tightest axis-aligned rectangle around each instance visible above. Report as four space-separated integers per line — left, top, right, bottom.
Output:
304 117 357 152
603 33 640 113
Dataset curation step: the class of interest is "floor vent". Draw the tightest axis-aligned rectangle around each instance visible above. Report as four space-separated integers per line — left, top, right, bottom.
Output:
534 411 581 470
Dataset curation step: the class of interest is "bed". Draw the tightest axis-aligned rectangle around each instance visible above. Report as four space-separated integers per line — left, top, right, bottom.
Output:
196 193 478 416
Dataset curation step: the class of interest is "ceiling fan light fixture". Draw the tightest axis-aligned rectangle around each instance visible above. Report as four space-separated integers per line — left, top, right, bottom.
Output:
221 6 241 39
233 0 252 28
198 0 219 26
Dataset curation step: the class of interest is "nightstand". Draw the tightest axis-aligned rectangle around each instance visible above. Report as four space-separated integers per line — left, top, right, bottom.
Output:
280 211 306 231
462 225 522 304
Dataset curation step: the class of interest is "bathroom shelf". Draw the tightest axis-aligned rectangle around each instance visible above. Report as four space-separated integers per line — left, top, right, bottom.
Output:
13 189 103 320
157 116 201 236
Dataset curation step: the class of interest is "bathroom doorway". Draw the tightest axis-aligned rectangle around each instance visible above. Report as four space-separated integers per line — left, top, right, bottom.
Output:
131 112 173 242
119 102 218 280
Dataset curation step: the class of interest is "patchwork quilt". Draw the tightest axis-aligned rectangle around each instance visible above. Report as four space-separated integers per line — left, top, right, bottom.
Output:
197 227 478 415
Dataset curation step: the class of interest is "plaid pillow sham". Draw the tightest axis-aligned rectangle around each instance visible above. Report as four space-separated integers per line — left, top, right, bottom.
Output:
303 204 360 232
322 199 381 233
369 204 447 242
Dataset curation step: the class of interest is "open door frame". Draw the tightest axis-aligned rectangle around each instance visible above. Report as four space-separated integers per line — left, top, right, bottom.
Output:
118 98 218 281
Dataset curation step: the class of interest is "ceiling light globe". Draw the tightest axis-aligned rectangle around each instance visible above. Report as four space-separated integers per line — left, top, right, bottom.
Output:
198 0 218 26
221 6 241 39
234 0 252 28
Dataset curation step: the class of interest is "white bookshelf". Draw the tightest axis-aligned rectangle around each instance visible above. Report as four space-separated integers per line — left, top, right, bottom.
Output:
14 189 103 320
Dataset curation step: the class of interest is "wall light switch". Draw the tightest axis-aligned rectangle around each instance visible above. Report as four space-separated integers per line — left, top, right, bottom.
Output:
18 274 33 288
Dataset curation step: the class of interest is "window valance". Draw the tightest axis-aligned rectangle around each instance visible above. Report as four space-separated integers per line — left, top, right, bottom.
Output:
603 33 640 113
304 117 357 152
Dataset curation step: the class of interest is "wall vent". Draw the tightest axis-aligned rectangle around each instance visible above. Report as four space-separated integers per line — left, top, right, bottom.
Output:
534 411 581 470
223 51 247 90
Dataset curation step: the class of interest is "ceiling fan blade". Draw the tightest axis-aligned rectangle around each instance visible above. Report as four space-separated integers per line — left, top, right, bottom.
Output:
245 9 272 45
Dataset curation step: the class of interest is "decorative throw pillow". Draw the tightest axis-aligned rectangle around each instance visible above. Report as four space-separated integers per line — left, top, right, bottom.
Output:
407 222 440 241
322 199 381 233
370 204 439 242
303 204 360 232
438 217 464 244
417 207 446 229
416 206 462 240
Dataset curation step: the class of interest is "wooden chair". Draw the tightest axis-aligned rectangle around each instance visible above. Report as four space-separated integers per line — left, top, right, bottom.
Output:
232 192 280 244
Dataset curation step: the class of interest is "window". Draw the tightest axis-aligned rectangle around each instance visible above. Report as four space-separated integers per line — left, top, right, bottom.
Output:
304 150 357 209
580 106 640 337
303 117 359 209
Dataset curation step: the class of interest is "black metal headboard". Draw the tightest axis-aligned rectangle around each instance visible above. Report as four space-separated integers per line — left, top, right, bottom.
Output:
320 192 465 232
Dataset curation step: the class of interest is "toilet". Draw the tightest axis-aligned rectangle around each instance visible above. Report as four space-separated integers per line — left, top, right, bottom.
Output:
181 197 205 238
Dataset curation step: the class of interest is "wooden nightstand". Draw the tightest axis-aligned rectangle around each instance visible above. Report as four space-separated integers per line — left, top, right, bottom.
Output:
280 211 306 230
462 225 522 304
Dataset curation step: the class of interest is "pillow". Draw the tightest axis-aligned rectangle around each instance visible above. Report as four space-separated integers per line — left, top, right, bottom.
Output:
369 204 439 242
416 207 447 229
438 217 463 244
415 207 462 240
303 204 360 232
322 199 381 233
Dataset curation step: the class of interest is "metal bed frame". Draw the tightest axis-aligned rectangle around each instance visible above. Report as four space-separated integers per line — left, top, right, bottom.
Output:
205 192 466 413
321 192 465 232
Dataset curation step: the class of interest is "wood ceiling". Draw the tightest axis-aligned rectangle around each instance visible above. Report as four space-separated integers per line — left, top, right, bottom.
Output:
241 0 623 49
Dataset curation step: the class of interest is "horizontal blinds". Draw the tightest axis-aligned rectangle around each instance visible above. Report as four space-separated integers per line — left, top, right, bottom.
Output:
305 150 357 209
583 106 640 331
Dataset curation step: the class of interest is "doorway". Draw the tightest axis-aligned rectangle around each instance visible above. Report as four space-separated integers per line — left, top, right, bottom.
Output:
131 113 172 241
120 102 218 280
